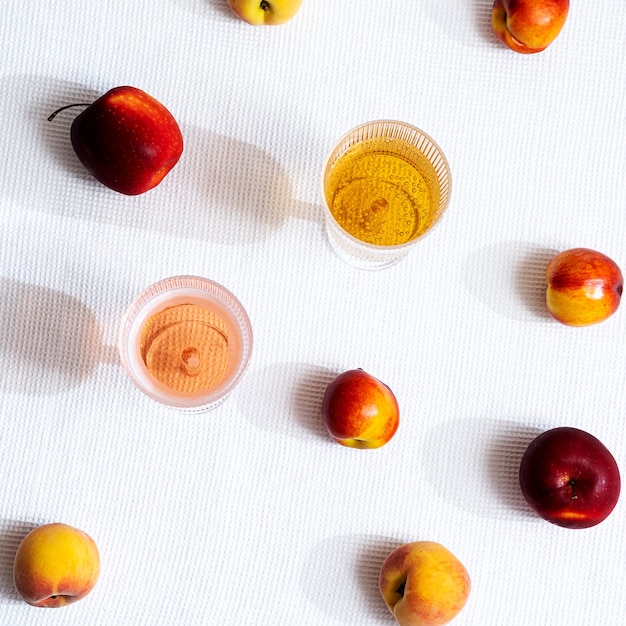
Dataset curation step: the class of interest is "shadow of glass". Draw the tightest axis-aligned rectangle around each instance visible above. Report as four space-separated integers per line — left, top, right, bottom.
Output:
0 519 38 603
1 74 320 247
463 241 559 321
0 278 105 395
300 534 399 624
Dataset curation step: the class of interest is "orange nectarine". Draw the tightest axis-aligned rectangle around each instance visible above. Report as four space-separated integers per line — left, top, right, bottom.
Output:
546 248 623 326
321 369 399 449
492 0 569 54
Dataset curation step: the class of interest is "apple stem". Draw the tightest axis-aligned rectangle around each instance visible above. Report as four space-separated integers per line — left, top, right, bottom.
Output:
569 480 578 499
260 0 270 10
47 103 91 122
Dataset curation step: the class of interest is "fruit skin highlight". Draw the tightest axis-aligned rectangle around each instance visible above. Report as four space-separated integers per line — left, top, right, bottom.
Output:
13 523 101 608
519 427 621 529
546 248 623 327
492 0 569 54
227 0 303 25
321 369 399 449
51 86 183 195
379 541 471 626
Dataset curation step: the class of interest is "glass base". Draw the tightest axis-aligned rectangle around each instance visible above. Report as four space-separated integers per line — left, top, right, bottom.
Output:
325 221 408 270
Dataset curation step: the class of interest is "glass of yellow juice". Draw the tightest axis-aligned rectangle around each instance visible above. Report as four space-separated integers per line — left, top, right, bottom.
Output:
119 276 253 412
321 120 451 270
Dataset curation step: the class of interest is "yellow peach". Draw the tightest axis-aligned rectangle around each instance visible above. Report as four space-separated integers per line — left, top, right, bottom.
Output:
379 541 470 626
13 522 100 608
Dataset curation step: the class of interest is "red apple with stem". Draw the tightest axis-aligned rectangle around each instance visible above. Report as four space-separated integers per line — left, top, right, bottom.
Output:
48 86 183 195
321 369 399 449
519 427 621 529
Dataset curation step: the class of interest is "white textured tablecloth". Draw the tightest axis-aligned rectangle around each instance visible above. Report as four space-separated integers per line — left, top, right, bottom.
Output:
1 1 626 624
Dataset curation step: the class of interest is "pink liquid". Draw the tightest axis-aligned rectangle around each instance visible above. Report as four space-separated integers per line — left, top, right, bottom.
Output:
120 277 252 411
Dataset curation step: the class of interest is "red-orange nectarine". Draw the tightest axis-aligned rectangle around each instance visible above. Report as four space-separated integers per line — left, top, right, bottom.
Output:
321 369 399 449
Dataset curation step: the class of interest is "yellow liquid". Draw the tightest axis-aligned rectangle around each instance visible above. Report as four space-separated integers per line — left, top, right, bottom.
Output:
325 139 440 246
139 303 229 394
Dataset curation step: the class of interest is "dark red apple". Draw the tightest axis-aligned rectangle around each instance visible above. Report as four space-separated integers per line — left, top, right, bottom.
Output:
519 427 620 529
49 86 183 195
321 369 399 449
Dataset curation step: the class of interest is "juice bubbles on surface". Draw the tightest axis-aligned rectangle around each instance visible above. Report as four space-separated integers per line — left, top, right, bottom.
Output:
322 121 451 270
325 144 431 246
119 276 253 412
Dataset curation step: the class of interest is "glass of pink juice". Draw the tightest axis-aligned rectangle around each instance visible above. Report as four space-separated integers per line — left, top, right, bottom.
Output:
119 276 253 412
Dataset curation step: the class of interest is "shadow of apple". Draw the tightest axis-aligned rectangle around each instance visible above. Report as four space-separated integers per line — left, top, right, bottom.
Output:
39 83 102 182
169 0 234 19
472 0 500 44
176 122 312 244
462 241 558 321
419 417 543 519
0 519 39 603
416 0 499 47
300 534 399 624
235 361 338 441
